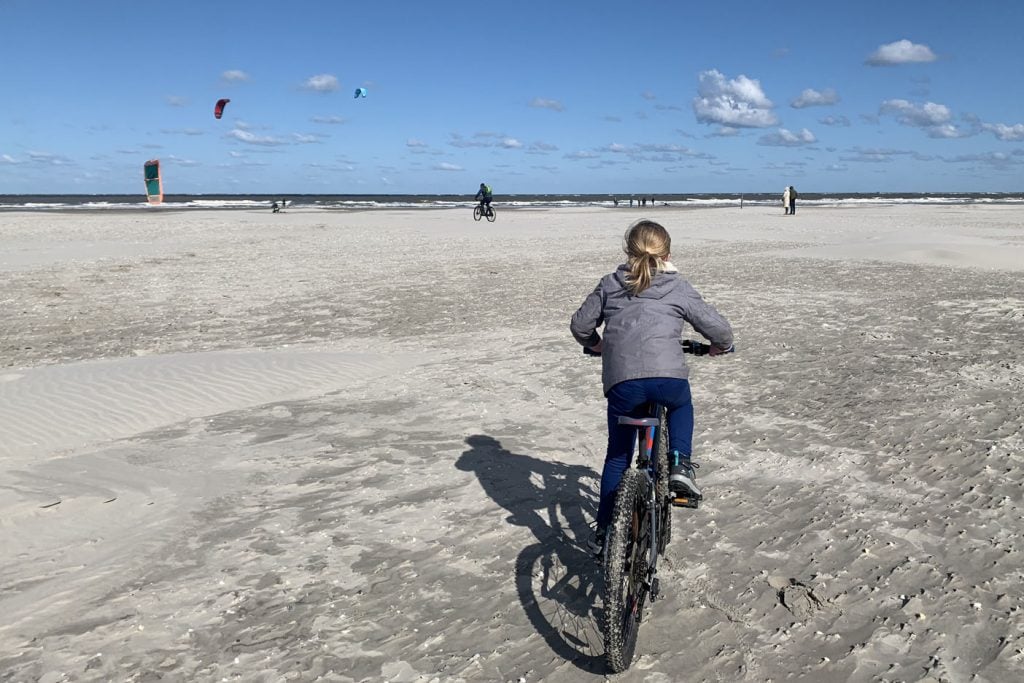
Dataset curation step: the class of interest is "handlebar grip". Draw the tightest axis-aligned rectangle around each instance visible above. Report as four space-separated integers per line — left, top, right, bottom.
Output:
682 339 735 355
682 339 709 355
583 347 602 357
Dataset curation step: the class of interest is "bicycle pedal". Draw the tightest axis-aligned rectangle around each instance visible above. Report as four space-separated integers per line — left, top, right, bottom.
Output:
672 496 700 509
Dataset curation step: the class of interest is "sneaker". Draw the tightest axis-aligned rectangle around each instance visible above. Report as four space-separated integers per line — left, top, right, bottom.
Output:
669 451 702 499
586 528 606 556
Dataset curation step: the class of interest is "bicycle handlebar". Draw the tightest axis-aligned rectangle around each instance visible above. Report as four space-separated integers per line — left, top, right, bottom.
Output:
583 339 734 357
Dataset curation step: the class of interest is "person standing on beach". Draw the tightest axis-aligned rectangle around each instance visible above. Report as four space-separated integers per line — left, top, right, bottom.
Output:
789 186 798 215
570 219 734 555
782 187 791 215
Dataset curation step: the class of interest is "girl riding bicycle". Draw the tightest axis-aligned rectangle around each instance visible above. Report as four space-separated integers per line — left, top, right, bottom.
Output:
571 219 734 553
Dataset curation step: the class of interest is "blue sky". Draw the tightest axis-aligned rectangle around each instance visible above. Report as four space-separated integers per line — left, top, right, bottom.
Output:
2 0 1023 194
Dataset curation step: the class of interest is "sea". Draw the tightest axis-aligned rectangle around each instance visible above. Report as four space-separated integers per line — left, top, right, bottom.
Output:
1 192 1022 211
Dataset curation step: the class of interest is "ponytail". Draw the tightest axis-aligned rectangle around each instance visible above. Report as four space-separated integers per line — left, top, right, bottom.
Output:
623 220 671 295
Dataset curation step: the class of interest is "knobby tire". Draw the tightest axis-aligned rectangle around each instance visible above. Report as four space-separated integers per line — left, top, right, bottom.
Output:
473 206 483 221
486 206 497 222
654 406 672 553
603 468 649 673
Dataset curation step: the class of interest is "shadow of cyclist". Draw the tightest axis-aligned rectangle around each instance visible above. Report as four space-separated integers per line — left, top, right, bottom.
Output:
456 434 606 674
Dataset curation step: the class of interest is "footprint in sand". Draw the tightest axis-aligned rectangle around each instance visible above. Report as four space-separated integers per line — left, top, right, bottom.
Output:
769 575 826 621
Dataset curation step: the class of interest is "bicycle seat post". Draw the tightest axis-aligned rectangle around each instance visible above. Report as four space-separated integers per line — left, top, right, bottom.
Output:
617 415 658 469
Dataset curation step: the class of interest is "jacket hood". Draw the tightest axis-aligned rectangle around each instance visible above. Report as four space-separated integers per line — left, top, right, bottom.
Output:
614 262 680 299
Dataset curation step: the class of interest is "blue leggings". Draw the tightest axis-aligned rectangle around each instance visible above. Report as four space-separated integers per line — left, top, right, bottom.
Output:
597 378 693 529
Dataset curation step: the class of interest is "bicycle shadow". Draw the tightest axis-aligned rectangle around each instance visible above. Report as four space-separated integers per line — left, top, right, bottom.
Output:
456 435 606 674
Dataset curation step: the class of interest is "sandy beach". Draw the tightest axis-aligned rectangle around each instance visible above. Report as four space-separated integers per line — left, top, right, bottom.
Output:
1 204 1023 682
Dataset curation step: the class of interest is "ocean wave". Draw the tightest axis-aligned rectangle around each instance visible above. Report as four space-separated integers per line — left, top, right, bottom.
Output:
2 194 1023 211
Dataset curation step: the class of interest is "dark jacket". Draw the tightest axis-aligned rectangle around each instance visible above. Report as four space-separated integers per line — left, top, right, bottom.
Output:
571 264 733 394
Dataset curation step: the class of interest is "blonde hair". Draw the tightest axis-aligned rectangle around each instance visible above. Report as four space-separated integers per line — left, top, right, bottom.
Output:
623 219 671 295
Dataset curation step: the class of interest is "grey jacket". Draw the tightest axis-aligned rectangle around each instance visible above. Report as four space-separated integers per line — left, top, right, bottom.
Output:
571 264 734 394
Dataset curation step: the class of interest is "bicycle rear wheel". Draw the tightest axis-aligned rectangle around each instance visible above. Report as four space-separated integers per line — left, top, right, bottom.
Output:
473 205 483 221
654 406 672 553
603 468 649 673
486 206 497 222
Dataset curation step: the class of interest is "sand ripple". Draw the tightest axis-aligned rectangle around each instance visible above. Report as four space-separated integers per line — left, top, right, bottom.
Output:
0 349 412 461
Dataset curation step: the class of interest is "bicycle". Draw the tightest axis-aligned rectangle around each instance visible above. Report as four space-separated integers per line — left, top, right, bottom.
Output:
584 339 730 672
473 203 497 222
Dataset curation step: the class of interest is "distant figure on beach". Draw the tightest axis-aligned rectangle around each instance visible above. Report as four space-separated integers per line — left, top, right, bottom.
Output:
782 187 791 215
475 182 493 213
629 198 634 207
740 194 744 209
613 197 619 207
570 218 734 555
271 200 280 213
788 186 798 215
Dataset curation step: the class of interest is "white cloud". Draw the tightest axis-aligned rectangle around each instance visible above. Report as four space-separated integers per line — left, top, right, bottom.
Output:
500 138 523 149
605 143 713 162
866 39 937 66
448 134 490 149
164 154 199 167
880 99 949 126
166 96 188 107
529 97 565 112
982 122 1024 141
406 138 428 148
824 164 847 172
221 70 249 83
28 151 72 165
529 141 558 152
1 154 19 164
791 88 839 108
879 99 969 138
840 147 918 163
161 128 204 136
641 91 656 101
709 126 740 137
302 74 340 92
692 69 777 128
291 133 323 144
226 129 288 146
943 151 1023 169
926 124 967 139
758 128 816 147
434 162 463 171
311 115 346 124
565 150 599 160
819 115 851 127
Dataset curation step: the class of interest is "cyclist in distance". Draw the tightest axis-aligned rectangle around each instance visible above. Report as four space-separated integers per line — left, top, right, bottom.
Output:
475 182 493 214
570 219 734 554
